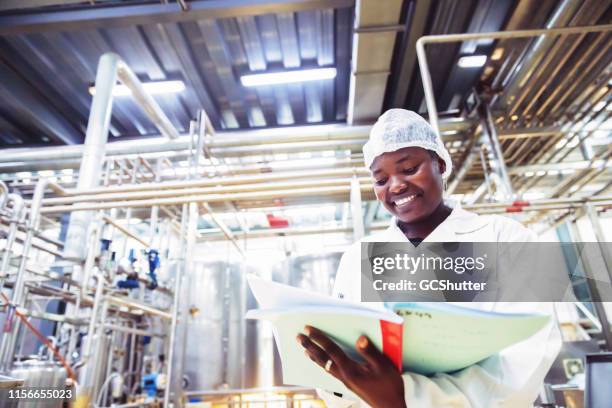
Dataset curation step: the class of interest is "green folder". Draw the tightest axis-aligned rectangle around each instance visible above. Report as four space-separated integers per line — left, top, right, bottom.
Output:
246 276 549 395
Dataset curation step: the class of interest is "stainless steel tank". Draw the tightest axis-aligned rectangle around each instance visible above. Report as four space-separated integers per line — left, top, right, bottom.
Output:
182 253 342 391
8 359 66 408
182 262 250 391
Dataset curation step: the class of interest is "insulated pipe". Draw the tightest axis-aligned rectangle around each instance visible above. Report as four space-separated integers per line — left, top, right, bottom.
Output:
416 24 612 131
115 61 180 140
42 176 372 206
63 53 119 262
0 120 474 165
0 181 7 209
39 184 374 214
51 167 371 197
63 52 183 262
0 125 364 163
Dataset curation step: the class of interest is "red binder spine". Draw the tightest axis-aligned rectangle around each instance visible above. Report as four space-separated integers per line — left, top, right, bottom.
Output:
380 320 403 372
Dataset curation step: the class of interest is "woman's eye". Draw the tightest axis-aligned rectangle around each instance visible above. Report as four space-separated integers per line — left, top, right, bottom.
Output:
402 166 418 175
375 178 387 186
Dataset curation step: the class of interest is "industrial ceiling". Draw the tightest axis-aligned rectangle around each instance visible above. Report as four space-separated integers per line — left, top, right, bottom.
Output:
0 0 590 147
0 0 610 231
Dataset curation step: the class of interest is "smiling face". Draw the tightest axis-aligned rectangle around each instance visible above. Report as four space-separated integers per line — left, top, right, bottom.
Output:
370 147 446 224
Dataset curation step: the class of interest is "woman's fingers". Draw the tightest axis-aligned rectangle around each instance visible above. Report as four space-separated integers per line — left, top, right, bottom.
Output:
303 325 353 369
296 333 342 378
355 335 391 372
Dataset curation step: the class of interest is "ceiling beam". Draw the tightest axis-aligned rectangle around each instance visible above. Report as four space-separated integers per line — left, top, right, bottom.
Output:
347 0 404 124
0 0 355 35
386 0 431 108
0 0 90 12
0 60 82 145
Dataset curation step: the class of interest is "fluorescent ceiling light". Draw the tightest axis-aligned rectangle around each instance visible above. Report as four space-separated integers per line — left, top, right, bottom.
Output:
240 67 337 87
89 80 186 96
457 55 487 68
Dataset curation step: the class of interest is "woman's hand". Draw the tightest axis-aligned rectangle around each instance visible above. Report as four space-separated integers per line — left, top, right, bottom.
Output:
297 325 406 408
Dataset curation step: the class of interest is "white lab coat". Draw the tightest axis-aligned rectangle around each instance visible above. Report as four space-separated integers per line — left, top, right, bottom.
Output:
319 206 562 408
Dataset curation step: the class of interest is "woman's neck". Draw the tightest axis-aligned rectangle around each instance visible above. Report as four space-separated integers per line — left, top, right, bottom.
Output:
397 201 452 239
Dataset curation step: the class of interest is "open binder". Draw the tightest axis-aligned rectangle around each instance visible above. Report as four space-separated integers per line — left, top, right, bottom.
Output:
246 275 549 395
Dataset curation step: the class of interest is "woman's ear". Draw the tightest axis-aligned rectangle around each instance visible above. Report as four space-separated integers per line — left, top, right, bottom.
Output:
437 157 446 175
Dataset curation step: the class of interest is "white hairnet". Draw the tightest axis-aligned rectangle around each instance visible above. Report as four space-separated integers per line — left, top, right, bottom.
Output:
363 109 452 178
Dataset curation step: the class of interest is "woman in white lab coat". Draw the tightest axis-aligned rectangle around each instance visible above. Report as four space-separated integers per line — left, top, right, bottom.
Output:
296 109 561 408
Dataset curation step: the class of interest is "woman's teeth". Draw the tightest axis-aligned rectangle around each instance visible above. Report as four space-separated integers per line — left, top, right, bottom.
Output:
394 195 417 207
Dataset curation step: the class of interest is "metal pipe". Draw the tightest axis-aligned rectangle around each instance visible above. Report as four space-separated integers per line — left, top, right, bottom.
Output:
201 203 244 257
126 321 137 393
102 324 164 338
40 184 374 214
0 120 474 165
501 0 581 108
102 216 150 248
43 175 372 205
479 98 513 199
63 53 119 263
447 147 478 195
163 203 191 407
415 24 612 130
105 296 172 320
64 51 183 263
149 158 162 244
0 180 7 209
80 274 105 381
419 24 612 44
0 194 25 287
350 174 364 241
50 167 370 198
0 179 48 370
116 61 180 140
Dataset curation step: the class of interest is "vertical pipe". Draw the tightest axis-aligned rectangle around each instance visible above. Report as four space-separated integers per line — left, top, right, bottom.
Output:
149 158 162 245
478 99 514 199
350 174 364 241
585 204 612 281
0 195 24 289
64 53 120 263
67 220 102 362
120 161 139 259
0 179 48 370
74 274 104 408
0 181 8 209
127 321 137 392
90 299 110 403
163 203 193 407
415 38 439 134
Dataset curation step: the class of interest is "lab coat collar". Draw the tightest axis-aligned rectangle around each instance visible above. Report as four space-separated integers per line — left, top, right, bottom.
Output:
386 200 490 242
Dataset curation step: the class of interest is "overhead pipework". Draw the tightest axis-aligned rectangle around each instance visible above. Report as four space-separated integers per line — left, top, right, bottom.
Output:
0 1 611 407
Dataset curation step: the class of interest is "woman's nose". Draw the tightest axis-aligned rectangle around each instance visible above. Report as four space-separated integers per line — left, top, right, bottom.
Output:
388 176 407 194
